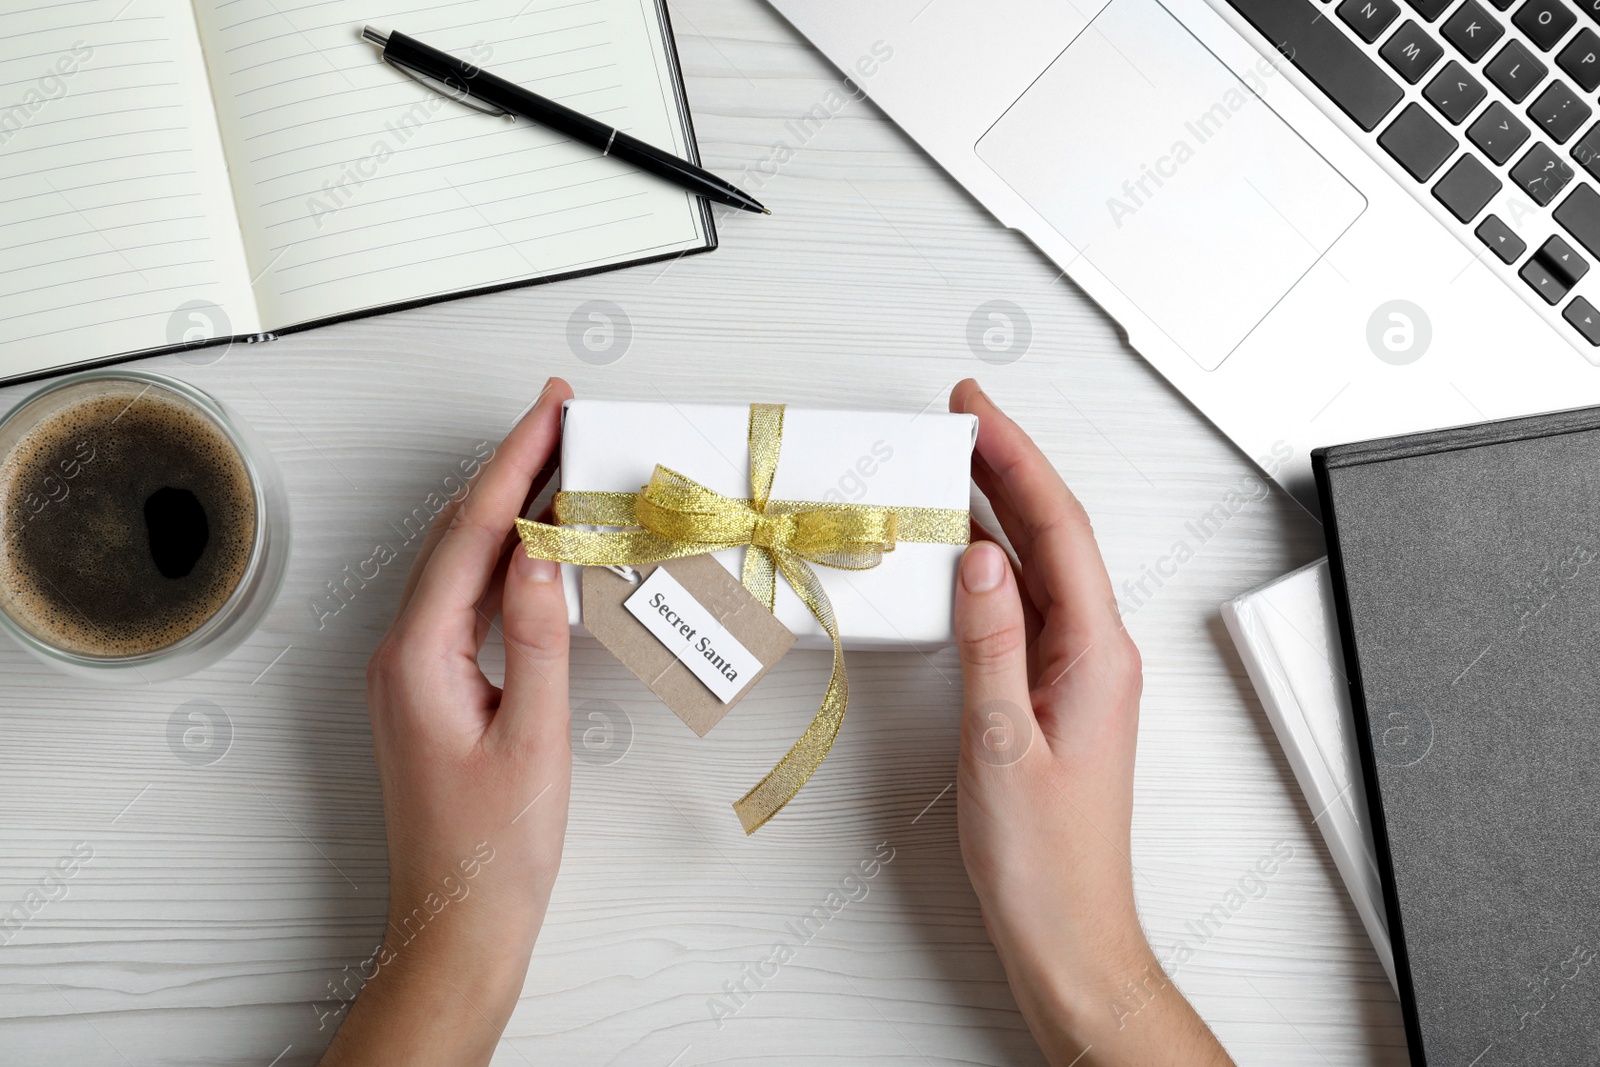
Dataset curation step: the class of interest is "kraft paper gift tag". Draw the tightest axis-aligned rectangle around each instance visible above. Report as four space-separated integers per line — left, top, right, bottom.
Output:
581 555 796 736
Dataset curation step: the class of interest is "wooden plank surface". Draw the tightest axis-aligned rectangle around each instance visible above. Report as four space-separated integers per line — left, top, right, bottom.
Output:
0 1 1404 1063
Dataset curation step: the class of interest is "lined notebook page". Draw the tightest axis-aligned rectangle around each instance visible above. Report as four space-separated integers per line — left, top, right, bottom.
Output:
194 0 710 330
0 0 257 379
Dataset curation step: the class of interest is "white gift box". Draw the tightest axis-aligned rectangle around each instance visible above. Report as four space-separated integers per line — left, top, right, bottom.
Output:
556 399 978 650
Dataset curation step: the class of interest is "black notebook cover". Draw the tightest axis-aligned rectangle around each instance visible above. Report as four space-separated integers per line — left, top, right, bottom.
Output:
1315 408 1600 1066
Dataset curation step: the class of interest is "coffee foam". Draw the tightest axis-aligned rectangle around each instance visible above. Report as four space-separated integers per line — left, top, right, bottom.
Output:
0 380 257 658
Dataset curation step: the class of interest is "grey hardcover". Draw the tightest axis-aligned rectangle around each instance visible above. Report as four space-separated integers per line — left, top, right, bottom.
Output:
1314 408 1600 1066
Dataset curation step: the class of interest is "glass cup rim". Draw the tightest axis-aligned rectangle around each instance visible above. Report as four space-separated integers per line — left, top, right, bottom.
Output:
0 369 271 669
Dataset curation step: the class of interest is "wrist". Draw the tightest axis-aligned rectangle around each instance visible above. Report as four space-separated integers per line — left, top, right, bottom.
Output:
1005 931 1155 1045
318 878 542 1066
373 918 532 1020
382 836 544 979
380 876 543 997
319 904 536 1067
1003 935 1232 1067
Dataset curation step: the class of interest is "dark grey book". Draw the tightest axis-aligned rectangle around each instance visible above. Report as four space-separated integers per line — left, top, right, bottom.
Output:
1315 409 1600 1067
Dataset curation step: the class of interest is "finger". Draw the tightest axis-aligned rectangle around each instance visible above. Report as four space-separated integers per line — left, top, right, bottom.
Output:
956 381 1020 521
405 378 574 640
400 456 559 618
948 378 982 416
970 518 1043 652
474 538 516 652
972 451 1033 567
954 540 1044 767
397 392 563 616
497 537 572 747
956 383 1046 615
397 476 476 616
476 502 556 650
469 435 564 650
952 379 1121 639
969 458 1051 629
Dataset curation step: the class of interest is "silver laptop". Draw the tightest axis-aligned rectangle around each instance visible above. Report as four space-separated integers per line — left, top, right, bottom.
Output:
768 0 1600 508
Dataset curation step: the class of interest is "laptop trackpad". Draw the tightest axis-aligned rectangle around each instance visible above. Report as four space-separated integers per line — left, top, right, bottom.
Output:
975 0 1365 370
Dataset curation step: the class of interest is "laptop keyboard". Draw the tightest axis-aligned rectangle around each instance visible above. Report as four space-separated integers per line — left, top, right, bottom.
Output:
1223 0 1600 348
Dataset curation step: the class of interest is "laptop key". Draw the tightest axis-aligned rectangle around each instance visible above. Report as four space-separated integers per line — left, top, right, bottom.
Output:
1339 0 1401 42
1476 213 1528 262
1563 295 1600 344
1554 183 1600 256
1434 153 1503 220
1443 1 1505 62
1469 100 1533 164
1514 0 1578 50
1521 235 1589 305
1406 0 1454 17
1486 39 1550 102
1539 234 1589 283
1511 142 1576 204
1220 0 1405 131
1521 254 1573 303
1558 28 1600 91
1379 103 1460 180
1382 20 1446 83
1528 81 1593 144
1574 124 1600 178
1577 0 1600 26
1425 62 1488 124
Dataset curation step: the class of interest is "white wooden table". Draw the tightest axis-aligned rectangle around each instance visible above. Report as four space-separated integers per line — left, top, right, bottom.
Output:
0 2 1405 1063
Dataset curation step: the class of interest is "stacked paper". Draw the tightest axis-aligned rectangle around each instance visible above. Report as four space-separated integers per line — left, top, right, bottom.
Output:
1222 559 1397 991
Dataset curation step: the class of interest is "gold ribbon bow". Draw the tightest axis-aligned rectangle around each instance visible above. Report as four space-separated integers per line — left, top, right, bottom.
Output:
515 403 969 833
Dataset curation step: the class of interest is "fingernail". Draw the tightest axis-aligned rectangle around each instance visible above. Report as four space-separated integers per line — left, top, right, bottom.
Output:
516 549 559 583
961 541 1005 593
514 379 554 423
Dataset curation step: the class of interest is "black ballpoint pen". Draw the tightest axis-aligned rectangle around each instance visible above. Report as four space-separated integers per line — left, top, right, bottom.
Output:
360 27 769 215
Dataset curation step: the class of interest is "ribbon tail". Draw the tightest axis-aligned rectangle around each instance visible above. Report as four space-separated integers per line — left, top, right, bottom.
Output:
741 544 777 610
732 554 848 834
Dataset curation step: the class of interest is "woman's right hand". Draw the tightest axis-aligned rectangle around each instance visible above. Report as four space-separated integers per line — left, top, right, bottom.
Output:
948 379 1233 1067
321 378 575 1067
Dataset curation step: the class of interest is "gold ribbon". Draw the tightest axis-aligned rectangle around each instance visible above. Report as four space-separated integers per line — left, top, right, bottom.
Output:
515 403 969 833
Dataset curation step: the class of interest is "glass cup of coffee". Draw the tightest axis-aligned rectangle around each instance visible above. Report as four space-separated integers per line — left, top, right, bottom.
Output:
0 370 289 681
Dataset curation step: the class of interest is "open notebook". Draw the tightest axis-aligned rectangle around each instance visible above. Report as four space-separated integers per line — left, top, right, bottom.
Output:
0 0 715 383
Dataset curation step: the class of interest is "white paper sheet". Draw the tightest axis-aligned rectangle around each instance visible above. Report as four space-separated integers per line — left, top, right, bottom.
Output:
1222 558 1397 990
0 0 257 379
191 0 710 330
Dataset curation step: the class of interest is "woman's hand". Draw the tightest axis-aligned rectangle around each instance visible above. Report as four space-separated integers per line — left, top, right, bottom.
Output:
949 379 1233 1066
320 378 576 1067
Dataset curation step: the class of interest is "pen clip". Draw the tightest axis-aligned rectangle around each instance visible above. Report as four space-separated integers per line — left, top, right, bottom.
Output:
383 57 511 118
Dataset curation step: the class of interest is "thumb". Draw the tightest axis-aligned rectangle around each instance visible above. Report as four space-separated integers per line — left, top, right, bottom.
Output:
954 540 1038 770
499 548 572 748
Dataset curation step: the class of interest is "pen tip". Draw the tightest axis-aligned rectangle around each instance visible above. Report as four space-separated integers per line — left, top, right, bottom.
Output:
762 208 772 215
